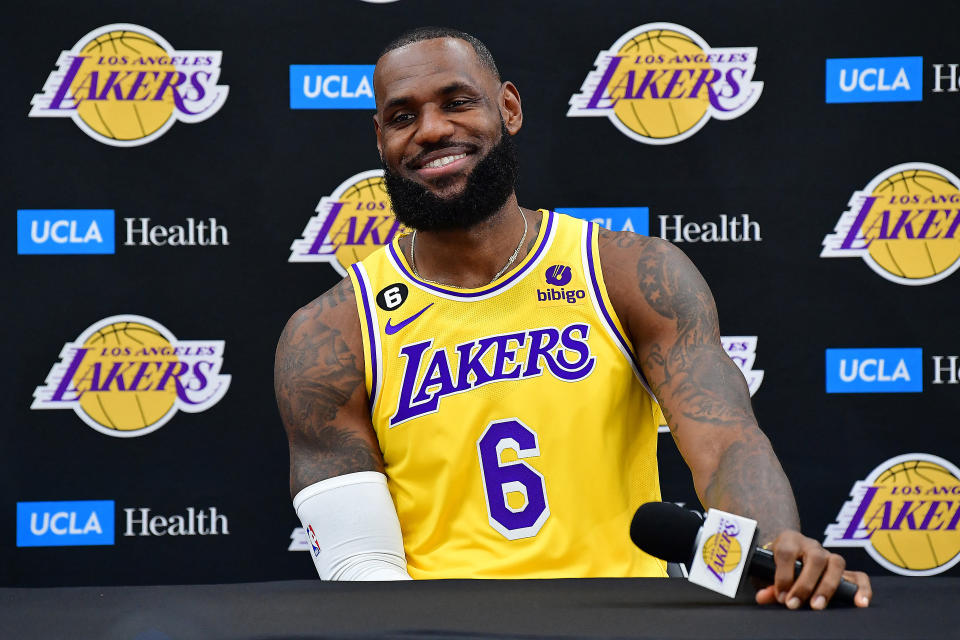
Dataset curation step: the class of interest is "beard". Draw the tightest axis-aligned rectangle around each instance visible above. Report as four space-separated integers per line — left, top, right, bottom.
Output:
382 122 520 232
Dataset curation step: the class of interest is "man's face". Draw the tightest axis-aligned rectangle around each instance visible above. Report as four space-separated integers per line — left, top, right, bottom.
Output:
373 38 522 230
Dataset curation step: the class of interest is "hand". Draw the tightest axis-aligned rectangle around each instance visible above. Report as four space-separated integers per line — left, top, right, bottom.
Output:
753 530 872 610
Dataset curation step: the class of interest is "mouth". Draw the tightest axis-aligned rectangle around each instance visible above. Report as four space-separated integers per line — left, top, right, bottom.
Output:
409 147 476 179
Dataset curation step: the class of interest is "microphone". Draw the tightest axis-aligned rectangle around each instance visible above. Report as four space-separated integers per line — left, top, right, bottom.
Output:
630 502 858 605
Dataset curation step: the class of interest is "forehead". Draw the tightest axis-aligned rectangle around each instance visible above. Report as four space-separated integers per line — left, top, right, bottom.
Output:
374 38 495 108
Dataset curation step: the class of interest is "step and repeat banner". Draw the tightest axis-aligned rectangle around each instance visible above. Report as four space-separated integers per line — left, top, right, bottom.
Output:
5 0 959 585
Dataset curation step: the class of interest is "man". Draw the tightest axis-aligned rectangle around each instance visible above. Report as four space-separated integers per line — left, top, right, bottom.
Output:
275 27 872 609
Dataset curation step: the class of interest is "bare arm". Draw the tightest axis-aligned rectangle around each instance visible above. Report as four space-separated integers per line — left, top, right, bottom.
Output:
600 229 871 608
598 229 798 541
274 277 383 497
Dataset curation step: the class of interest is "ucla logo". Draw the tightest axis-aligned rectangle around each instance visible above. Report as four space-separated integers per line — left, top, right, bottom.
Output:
290 65 375 109
826 348 922 393
289 169 408 276
568 23 762 144
17 209 114 255
32 315 231 437
825 454 960 576
391 324 596 426
30 24 228 146
826 57 923 103
17 500 115 547
821 164 960 285
557 207 649 234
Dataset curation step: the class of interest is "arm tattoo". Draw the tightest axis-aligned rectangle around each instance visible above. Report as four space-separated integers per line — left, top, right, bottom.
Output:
604 230 799 535
275 279 379 494
633 238 755 432
705 438 801 541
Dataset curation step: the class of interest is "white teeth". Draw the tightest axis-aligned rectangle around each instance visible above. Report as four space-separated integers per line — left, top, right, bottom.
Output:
424 153 467 169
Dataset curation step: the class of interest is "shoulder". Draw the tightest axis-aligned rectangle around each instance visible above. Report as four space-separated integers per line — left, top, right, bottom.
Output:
278 278 358 344
596 227 716 341
274 277 363 391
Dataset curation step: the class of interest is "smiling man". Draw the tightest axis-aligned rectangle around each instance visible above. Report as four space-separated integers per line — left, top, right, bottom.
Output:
274 27 871 610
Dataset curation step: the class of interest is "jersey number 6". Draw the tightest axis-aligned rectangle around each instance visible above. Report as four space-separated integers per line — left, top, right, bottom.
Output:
476 418 550 540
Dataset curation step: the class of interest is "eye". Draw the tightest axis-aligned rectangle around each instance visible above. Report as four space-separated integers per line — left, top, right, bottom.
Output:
447 98 476 109
390 112 414 125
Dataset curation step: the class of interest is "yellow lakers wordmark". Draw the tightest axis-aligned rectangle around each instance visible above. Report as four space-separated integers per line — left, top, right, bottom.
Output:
289 169 408 275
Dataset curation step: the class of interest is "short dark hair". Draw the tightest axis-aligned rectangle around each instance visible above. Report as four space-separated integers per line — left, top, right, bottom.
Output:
379 27 501 82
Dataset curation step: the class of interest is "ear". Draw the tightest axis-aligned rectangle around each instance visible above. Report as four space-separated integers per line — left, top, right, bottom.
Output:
373 113 383 159
499 81 523 135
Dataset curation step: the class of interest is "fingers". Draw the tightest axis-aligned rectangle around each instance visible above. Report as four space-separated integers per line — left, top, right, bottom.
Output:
845 570 872 608
808 553 845 610
754 584 778 605
765 531 870 610
781 540 827 610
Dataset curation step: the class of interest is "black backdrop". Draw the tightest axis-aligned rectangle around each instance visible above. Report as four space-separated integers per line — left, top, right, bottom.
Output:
5 0 959 586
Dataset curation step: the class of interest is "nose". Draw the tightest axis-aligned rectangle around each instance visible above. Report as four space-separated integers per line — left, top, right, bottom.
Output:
413 103 456 146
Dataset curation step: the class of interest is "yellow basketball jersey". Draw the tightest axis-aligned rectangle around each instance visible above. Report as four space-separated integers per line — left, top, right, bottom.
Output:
348 210 666 578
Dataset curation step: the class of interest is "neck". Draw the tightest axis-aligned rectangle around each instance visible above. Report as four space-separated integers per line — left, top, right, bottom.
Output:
405 195 538 288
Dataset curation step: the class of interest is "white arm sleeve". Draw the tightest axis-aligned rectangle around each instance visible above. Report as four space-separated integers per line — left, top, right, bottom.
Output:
292 471 412 581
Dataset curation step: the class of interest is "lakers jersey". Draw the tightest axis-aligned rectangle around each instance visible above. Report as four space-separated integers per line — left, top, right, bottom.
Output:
348 210 666 578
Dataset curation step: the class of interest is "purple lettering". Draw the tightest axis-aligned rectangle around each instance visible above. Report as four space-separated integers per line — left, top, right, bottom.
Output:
50 348 88 401
585 56 623 109
839 198 878 250
842 485 878 540
46 56 86 110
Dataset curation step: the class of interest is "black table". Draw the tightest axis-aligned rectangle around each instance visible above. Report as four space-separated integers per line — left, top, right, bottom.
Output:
2 577 955 639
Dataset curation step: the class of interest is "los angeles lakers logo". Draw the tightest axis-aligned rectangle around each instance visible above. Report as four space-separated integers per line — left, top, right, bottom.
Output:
568 23 762 144
29 24 228 146
821 163 960 285
824 454 960 576
32 315 231 437
702 527 743 581
289 169 408 276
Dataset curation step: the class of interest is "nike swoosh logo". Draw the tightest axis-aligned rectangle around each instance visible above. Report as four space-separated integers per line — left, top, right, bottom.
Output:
385 303 433 335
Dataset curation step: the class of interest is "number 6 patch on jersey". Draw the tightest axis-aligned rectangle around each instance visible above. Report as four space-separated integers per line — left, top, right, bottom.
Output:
476 418 550 540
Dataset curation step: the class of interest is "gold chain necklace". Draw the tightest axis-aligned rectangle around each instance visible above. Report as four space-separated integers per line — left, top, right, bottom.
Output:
409 206 529 289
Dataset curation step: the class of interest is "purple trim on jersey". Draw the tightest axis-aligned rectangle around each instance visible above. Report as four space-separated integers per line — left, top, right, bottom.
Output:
388 210 556 298
584 222 644 376
351 263 379 412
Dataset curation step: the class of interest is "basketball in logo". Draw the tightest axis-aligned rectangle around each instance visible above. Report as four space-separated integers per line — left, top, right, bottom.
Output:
868 458 960 574
701 533 742 573
825 453 960 576
568 23 763 144
289 169 408 275
32 314 231 438
821 163 960 285
610 29 711 140
72 30 177 142
30 24 228 146
75 320 180 431
864 168 960 282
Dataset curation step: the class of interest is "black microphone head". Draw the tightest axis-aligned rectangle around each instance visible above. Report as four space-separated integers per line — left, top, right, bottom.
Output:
629 502 704 563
